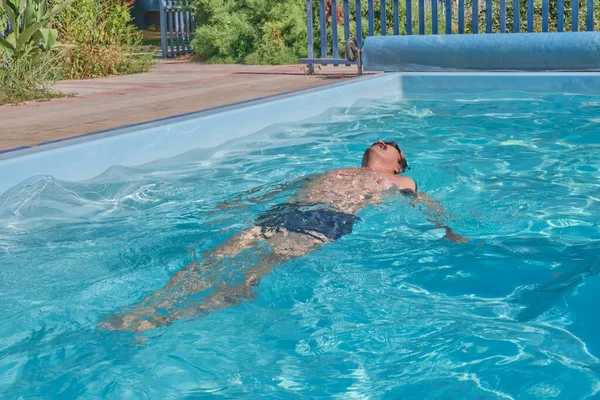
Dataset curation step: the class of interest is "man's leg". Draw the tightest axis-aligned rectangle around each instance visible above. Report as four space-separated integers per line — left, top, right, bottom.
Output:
167 231 324 321
164 251 290 322
107 231 325 332
100 227 264 332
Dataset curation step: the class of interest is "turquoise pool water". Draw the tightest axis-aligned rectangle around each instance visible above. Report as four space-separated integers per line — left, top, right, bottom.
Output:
1 90 599 398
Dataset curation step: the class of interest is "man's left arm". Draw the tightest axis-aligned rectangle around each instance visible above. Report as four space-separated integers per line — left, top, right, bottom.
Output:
395 177 470 244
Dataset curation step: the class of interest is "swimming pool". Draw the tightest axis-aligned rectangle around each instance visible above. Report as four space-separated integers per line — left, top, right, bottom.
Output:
1 74 599 398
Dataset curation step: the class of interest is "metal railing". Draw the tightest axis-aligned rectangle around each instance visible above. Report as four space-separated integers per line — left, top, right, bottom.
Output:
302 0 599 72
160 0 195 58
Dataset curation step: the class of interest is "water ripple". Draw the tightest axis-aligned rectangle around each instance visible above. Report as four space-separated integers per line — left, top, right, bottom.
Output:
0 90 599 398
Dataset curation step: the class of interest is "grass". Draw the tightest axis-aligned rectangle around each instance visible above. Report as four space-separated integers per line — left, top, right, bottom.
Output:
0 85 71 106
0 53 73 106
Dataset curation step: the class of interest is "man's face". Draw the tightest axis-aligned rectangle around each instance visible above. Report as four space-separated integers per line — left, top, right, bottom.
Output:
368 140 407 173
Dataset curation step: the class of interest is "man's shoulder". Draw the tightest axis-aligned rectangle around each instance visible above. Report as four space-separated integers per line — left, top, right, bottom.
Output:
391 175 417 191
321 168 361 176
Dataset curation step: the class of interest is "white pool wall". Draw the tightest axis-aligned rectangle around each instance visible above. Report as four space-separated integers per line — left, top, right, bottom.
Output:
2 72 600 196
0 74 400 195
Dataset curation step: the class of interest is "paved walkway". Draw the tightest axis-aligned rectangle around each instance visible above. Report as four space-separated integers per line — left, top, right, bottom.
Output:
0 61 368 152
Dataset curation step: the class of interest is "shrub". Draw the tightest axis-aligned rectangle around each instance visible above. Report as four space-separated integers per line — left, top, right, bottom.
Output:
191 0 308 64
243 1 308 64
54 0 153 79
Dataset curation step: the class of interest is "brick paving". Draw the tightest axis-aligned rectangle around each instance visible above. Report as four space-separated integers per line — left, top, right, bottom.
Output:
0 61 369 152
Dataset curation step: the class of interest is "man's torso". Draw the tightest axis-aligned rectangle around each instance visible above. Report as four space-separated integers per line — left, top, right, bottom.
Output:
292 168 416 215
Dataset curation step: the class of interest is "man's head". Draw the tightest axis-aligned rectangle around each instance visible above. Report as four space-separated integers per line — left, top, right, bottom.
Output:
361 140 409 175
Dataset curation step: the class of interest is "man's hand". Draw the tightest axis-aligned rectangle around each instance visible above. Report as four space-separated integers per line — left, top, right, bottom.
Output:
412 192 470 244
442 226 470 244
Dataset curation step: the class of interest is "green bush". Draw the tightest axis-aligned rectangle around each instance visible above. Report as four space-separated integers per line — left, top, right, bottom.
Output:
244 2 308 64
54 0 153 79
191 0 308 64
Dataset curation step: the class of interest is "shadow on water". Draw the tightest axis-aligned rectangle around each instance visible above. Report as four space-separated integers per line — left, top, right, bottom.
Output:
511 264 599 323
496 239 600 324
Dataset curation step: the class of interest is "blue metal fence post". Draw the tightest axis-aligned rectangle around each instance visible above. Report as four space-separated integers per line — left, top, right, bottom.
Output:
513 0 519 32
189 1 196 41
458 0 464 33
189 7 195 50
172 5 178 53
182 5 189 51
432 0 438 34
557 0 564 31
573 0 579 31
319 0 327 59
393 0 400 35
368 0 375 36
527 0 533 32
306 0 314 73
381 0 387 35
175 5 182 53
184 8 191 52
587 0 594 31
486 0 492 32
344 0 350 39
168 1 175 55
542 0 549 31
446 0 452 33
419 0 425 34
160 0 168 58
406 0 413 34
356 0 362 46
472 0 478 33
332 0 339 63
500 0 506 32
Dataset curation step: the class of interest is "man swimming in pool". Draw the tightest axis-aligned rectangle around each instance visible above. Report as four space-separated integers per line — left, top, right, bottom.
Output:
101 140 468 332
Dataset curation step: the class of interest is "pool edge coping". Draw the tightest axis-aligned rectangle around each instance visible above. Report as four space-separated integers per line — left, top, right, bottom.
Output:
0 73 386 161
6 71 600 161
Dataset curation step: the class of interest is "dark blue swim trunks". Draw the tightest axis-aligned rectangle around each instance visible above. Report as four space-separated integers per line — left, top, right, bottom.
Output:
256 203 361 241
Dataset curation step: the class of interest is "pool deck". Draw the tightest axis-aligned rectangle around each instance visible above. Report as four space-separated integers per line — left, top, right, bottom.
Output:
0 61 368 152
